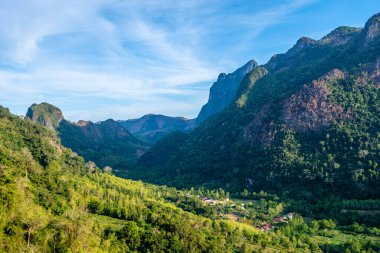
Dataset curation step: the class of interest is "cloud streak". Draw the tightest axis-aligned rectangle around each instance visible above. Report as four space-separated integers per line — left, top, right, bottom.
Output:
0 0 317 121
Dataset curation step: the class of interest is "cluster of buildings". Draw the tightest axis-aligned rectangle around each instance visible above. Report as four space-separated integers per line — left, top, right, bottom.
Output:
259 212 294 232
194 194 295 232
200 197 230 205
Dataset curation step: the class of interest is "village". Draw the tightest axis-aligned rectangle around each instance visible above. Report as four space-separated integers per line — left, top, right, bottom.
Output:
194 194 295 232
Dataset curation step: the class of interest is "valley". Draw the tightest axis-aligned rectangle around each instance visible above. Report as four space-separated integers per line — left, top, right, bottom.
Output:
1 10 380 253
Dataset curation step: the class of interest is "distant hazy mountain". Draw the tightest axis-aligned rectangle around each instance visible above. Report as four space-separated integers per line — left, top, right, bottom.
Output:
116 60 258 143
25 103 148 174
118 114 195 143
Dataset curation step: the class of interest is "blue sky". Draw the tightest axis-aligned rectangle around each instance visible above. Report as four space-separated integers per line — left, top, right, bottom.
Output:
1 0 380 121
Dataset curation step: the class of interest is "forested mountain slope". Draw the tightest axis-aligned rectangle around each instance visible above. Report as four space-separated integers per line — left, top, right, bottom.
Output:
134 13 380 197
0 106 260 252
3 105 358 253
3 105 380 252
26 103 148 174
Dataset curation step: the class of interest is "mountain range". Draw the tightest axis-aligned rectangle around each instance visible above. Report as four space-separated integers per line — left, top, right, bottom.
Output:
132 13 380 198
118 114 195 143
24 13 380 198
7 101 377 253
25 57 259 173
25 103 147 174
117 59 258 141
2 12 380 253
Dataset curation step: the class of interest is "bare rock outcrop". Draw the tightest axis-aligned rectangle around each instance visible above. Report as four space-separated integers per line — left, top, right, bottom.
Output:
282 69 348 133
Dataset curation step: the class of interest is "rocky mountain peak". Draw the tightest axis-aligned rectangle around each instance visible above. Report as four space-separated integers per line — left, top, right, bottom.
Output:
289 37 317 53
362 12 380 43
102 118 118 125
76 120 91 126
235 59 258 76
196 59 258 125
320 26 362 45
26 102 64 130
297 36 316 45
217 73 227 81
118 114 194 143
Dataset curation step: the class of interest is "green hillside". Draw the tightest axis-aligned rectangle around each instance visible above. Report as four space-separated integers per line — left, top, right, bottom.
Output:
133 13 380 199
3 10 380 253
1 105 380 252
25 103 149 174
57 119 148 174
0 106 258 252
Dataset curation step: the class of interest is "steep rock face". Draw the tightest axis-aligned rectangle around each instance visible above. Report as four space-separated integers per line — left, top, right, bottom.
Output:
242 70 348 146
195 59 257 124
26 102 64 130
362 13 380 44
135 13 380 196
119 114 195 143
282 69 348 133
121 60 259 141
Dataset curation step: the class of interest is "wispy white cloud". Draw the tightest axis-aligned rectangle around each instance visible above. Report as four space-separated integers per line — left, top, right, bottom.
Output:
0 0 112 63
0 0 316 121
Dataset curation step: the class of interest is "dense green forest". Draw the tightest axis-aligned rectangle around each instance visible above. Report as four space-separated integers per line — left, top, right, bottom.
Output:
26 102 148 173
2 11 380 253
132 13 380 199
3 99 380 252
2 104 380 252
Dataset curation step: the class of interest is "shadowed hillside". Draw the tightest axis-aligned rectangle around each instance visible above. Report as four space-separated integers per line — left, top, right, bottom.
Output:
26 103 149 174
133 13 380 198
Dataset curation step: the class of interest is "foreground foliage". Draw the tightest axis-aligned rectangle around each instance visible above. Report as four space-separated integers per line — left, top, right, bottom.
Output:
1 106 380 252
